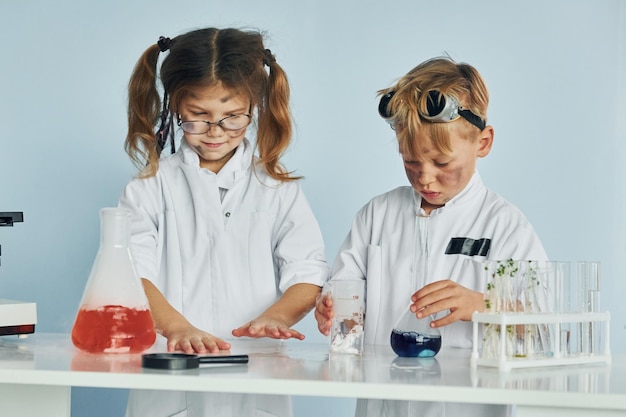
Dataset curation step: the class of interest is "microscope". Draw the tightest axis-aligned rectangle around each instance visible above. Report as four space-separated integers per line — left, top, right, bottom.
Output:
0 212 37 338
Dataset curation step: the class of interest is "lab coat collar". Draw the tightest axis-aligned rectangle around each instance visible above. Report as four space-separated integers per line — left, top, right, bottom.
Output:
214 139 251 190
178 138 252 189
413 171 484 216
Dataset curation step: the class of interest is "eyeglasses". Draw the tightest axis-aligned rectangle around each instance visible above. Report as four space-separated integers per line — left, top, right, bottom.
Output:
378 90 486 131
177 113 252 134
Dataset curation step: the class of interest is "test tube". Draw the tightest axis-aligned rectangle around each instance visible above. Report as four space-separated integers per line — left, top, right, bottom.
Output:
541 261 569 357
554 261 573 356
552 261 570 314
575 261 600 355
535 261 569 357
586 263 601 354
514 261 531 358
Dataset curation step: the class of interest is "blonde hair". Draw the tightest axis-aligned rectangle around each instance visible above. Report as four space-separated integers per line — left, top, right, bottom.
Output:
125 28 297 181
379 57 489 158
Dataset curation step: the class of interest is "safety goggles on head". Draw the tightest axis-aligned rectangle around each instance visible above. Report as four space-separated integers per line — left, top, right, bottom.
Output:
378 90 486 131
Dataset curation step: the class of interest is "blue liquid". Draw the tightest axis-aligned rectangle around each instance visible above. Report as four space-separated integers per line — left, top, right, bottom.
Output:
390 329 442 357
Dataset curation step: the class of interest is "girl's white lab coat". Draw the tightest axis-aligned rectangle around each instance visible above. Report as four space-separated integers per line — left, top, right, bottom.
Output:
119 139 329 417
331 172 548 417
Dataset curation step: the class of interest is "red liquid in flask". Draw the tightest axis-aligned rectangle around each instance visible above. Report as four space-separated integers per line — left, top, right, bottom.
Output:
71 305 156 353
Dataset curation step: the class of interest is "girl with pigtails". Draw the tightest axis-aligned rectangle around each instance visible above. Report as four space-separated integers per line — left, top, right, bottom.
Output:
119 27 329 417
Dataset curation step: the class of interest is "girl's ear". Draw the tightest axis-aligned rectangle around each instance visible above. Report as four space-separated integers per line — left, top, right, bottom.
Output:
476 126 494 158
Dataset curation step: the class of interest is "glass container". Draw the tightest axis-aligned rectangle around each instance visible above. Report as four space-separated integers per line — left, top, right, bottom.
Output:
71 208 156 353
390 307 442 358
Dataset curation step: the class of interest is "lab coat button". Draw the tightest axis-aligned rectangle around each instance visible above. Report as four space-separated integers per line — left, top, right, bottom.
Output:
225 212 231 217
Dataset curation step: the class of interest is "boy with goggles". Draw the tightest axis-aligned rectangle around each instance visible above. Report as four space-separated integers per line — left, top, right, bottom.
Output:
315 57 547 417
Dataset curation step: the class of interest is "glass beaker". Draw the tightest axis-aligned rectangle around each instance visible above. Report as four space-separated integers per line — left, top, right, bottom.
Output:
71 208 156 353
324 279 366 355
390 307 441 358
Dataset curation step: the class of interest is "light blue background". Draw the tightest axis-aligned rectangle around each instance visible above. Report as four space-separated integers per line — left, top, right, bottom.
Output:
1 1 625 416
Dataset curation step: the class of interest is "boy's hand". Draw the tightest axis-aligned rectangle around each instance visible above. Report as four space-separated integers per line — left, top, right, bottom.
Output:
410 280 484 328
162 324 231 354
232 317 305 340
314 292 334 336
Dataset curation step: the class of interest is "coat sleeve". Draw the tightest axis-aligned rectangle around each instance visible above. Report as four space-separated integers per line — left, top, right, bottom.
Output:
118 175 163 284
488 203 549 262
272 181 330 292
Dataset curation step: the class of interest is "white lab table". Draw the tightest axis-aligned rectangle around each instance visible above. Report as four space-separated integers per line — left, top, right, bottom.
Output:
0 333 625 416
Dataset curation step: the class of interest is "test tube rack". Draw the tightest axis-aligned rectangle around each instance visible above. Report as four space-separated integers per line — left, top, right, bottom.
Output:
471 311 611 371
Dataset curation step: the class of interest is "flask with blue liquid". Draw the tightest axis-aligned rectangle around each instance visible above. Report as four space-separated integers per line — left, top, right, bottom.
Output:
390 307 442 358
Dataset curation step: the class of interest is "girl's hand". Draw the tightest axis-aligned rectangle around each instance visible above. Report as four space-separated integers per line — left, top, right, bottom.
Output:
410 280 484 328
232 283 320 340
232 317 305 340
140 279 231 354
162 324 231 354
313 292 334 336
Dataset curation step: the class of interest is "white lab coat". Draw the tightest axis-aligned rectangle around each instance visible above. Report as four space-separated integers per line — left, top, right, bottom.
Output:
119 139 329 417
331 172 548 417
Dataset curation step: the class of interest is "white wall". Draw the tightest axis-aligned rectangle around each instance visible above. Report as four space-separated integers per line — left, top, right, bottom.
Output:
1 1 624 416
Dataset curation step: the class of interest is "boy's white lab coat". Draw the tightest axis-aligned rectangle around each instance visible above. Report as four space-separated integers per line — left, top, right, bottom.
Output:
331 172 548 417
119 139 329 417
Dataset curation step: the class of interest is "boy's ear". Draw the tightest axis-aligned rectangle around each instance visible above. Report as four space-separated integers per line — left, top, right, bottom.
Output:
476 126 494 158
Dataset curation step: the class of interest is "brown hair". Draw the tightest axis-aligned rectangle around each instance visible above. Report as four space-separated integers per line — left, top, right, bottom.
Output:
125 28 296 180
379 57 489 158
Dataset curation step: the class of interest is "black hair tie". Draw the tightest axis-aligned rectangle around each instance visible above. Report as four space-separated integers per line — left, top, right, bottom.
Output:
156 93 175 156
263 49 276 67
157 36 173 52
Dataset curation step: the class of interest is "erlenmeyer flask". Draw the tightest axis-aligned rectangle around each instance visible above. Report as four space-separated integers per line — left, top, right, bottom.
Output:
71 208 156 353
390 307 442 357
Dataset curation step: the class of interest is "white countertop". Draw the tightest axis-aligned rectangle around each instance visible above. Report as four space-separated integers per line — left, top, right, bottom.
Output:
1 333 625 411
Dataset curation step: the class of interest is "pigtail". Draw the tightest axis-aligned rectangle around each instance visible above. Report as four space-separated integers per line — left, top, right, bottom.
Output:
256 55 300 181
125 43 163 177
